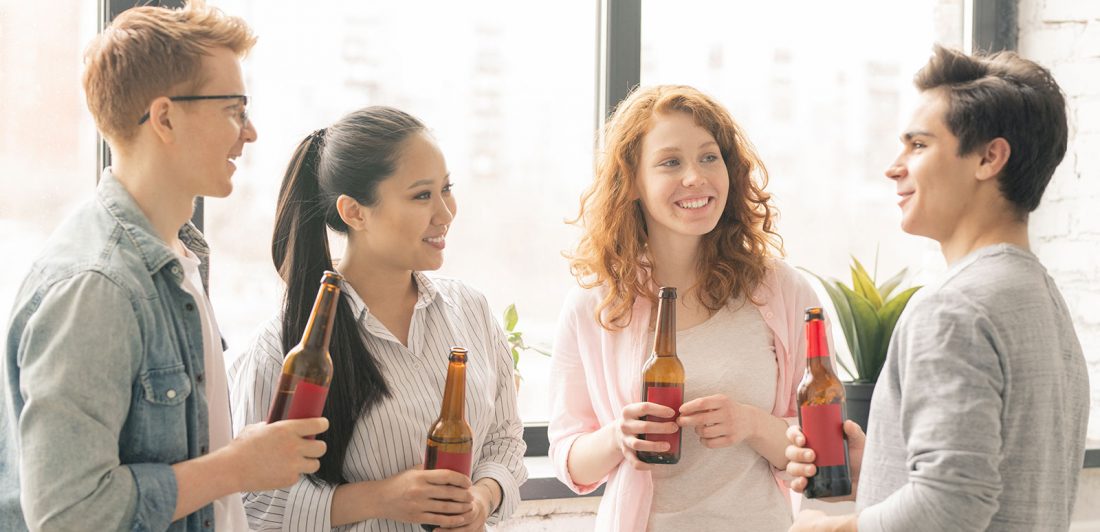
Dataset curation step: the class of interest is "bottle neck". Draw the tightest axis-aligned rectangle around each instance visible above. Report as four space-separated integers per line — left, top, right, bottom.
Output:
804 318 836 374
652 296 677 357
302 283 340 351
440 360 466 420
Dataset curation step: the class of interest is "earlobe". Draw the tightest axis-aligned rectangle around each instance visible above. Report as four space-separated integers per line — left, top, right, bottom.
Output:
977 137 1011 181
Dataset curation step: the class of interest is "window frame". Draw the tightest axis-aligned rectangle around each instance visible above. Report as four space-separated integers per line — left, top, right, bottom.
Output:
97 0 1095 504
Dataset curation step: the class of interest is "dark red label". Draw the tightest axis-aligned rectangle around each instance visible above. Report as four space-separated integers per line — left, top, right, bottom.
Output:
431 450 472 477
286 380 329 420
800 403 845 467
644 385 683 455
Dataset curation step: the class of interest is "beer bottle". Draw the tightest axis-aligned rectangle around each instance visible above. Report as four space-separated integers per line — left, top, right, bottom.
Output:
638 286 685 465
266 271 340 424
422 347 474 531
797 307 852 498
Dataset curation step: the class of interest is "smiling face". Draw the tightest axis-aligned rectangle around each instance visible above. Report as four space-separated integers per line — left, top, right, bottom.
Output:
886 89 984 243
633 111 730 246
357 132 455 272
172 47 257 198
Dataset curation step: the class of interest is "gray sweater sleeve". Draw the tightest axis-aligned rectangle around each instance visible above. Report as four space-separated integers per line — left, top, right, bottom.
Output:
859 290 1004 532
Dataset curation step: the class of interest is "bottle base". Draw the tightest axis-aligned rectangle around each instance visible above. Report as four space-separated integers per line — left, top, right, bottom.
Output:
636 452 680 465
804 471 852 499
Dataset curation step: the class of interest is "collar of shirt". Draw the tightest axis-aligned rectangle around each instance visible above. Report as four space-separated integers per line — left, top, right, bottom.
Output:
339 271 457 320
97 168 211 289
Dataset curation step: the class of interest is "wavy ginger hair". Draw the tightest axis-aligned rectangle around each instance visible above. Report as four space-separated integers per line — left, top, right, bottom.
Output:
569 85 781 330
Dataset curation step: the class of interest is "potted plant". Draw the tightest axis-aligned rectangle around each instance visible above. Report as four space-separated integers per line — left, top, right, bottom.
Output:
502 303 551 392
802 258 921 431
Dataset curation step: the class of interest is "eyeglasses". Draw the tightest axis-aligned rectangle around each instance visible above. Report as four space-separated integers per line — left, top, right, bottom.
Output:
137 94 250 126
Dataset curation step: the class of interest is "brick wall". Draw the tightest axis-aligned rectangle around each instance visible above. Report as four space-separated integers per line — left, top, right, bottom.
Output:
1018 0 1100 446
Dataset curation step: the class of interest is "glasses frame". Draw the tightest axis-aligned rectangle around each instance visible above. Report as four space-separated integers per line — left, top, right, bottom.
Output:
137 94 249 125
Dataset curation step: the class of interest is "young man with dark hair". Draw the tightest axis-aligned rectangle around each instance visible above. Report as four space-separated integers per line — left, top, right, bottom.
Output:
0 2 327 530
785 45 1089 531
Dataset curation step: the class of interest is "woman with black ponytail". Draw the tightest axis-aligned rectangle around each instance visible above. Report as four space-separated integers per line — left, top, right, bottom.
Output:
229 106 527 531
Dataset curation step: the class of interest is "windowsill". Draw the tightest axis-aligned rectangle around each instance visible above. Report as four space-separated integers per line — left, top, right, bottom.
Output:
520 456 604 501
520 425 1100 497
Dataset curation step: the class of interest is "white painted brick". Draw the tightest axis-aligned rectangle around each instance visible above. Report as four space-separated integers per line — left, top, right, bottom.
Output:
1082 20 1100 57
1032 198 1075 238
1075 98 1100 135
1038 0 1099 23
1062 287 1100 327
1018 24 1083 62
1072 133 1100 193
1033 239 1100 275
1050 60 1100 97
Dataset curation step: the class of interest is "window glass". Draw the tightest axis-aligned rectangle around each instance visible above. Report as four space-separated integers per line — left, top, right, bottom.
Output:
206 0 597 423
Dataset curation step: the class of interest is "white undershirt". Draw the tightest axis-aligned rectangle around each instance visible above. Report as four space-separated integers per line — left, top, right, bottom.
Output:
176 248 249 530
646 300 792 532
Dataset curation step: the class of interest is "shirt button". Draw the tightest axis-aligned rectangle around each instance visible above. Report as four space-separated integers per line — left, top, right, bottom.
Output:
203 518 212 528
185 303 195 311
171 266 181 275
201 445 208 455
166 389 177 399
196 373 205 383
765 311 775 319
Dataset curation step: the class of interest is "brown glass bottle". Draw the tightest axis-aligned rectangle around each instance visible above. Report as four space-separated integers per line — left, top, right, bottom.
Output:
797 307 852 498
637 286 685 465
422 347 474 531
266 271 340 424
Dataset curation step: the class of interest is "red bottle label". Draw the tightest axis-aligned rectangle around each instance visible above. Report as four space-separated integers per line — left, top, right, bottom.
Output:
286 380 329 420
431 450 472 477
800 403 845 467
645 385 683 455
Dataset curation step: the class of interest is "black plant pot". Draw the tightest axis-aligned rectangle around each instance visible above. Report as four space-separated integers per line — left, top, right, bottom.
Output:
844 382 876 432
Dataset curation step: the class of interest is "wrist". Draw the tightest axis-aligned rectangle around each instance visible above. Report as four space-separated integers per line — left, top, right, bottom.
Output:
831 513 858 532
473 482 494 515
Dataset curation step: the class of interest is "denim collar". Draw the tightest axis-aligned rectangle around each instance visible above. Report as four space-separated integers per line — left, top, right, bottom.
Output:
96 168 210 288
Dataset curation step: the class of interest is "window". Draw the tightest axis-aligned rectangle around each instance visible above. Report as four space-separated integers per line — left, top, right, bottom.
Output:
641 0 964 292
204 0 597 424
0 1 98 326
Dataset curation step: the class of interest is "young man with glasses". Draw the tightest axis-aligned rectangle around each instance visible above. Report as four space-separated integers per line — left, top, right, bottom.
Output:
1 2 327 530
783 45 1089 532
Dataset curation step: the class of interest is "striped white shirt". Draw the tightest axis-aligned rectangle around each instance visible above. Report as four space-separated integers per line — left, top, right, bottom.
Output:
229 272 527 531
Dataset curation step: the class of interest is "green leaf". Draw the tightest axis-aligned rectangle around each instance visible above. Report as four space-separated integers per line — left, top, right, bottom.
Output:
796 267 858 361
511 347 520 370
838 283 881 382
832 351 856 381
876 268 908 300
503 304 519 332
851 258 883 310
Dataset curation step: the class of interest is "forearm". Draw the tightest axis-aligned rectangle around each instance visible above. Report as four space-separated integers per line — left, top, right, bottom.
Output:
331 479 389 527
171 448 241 521
745 406 791 469
565 423 622 486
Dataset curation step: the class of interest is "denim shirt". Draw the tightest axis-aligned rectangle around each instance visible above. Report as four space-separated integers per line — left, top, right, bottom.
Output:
1 170 215 531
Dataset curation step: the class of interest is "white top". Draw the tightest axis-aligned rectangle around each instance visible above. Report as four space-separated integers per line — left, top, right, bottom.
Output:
229 273 527 531
646 301 792 532
175 248 250 531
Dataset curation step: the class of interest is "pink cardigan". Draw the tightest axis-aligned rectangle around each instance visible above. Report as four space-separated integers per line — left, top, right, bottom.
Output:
547 260 821 531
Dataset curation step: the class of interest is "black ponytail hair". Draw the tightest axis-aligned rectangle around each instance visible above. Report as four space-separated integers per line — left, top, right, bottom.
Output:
272 106 427 485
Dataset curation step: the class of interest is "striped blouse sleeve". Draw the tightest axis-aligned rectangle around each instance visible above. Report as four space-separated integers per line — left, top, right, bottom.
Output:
228 319 336 532
470 296 528 525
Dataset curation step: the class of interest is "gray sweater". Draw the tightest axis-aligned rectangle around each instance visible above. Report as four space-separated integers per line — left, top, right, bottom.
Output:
856 244 1089 531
